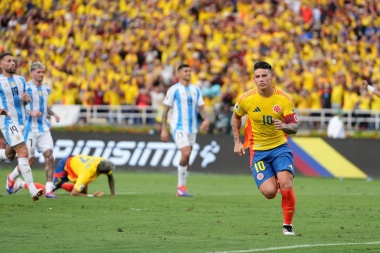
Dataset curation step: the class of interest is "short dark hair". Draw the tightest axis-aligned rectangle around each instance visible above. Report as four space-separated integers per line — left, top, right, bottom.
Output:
177 64 190 71
0 52 13 61
254 61 272 71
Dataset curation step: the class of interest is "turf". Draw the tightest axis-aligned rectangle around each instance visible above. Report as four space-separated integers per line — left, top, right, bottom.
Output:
0 169 379 253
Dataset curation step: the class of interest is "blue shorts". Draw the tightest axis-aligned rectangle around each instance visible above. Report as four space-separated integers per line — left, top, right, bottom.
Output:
250 143 295 188
53 156 71 190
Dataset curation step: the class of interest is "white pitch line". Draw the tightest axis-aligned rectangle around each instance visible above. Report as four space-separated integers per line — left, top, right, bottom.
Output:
39 192 137 196
207 241 380 253
113 192 137 195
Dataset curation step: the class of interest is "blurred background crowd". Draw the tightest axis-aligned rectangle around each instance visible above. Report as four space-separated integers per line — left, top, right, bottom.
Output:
1 0 380 133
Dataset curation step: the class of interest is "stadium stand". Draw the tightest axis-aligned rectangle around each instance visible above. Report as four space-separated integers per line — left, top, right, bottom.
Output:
1 0 380 130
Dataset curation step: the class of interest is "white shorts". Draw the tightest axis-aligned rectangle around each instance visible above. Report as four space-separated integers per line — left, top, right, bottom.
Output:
25 131 54 157
172 130 196 149
1 124 25 147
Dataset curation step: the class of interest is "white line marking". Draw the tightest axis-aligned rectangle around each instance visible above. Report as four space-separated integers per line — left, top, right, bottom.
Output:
113 192 137 195
207 241 380 253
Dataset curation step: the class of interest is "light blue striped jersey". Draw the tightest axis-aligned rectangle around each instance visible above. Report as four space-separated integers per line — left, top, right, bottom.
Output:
0 75 28 128
25 81 51 132
163 82 204 134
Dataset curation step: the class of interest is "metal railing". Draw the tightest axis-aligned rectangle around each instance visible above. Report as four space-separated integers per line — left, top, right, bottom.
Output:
295 108 380 131
78 105 157 125
76 105 380 131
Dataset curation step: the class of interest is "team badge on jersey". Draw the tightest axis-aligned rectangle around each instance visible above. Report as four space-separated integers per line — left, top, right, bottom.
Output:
273 105 281 113
257 173 264 180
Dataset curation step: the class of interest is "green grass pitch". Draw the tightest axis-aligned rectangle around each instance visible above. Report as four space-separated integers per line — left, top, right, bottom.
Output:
0 169 379 253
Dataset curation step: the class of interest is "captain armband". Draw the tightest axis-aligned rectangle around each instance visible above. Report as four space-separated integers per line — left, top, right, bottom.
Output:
284 113 298 124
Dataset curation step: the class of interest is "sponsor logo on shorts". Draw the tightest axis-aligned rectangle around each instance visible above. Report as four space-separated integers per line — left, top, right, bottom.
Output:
257 173 264 180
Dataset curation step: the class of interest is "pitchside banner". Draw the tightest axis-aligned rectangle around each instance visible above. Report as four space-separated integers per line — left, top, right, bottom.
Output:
3 132 378 178
33 132 252 174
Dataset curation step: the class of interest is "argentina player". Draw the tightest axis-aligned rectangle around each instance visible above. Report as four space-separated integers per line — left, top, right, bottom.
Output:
0 52 44 201
161 64 210 197
23 62 60 198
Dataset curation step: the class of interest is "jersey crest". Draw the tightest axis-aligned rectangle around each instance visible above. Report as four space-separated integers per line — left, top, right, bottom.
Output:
273 105 281 113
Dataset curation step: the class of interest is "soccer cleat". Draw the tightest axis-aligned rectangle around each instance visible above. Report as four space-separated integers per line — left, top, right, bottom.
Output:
13 178 24 194
176 185 192 197
5 174 15 194
45 192 57 199
283 225 295 235
32 189 44 201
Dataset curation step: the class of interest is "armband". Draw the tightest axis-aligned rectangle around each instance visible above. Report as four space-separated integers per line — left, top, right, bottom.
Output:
284 113 297 124
87 194 93 197
367 85 375 93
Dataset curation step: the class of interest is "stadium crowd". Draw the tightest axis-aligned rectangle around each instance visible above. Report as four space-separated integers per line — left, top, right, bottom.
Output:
1 0 380 131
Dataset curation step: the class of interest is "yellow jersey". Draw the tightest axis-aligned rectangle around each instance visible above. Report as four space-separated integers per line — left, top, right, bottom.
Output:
65 155 112 192
234 88 297 151
331 84 344 106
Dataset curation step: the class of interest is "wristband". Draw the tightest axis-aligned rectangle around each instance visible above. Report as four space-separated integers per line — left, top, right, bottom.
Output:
367 85 375 93
87 194 93 197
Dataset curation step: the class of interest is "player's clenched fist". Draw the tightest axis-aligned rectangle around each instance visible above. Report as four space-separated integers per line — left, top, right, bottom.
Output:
234 141 245 157
273 119 284 130
161 128 168 142
200 118 210 132
0 108 10 118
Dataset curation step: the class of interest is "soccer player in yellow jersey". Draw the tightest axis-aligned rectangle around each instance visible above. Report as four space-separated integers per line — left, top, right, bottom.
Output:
52 155 116 197
232 62 298 235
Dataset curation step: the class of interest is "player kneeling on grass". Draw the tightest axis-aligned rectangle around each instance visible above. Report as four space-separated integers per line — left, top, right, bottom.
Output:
14 155 116 197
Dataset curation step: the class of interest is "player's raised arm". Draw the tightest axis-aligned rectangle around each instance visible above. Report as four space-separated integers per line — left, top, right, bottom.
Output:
232 112 245 156
362 80 380 97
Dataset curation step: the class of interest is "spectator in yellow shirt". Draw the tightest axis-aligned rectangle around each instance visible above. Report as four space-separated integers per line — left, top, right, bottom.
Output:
104 80 123 124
